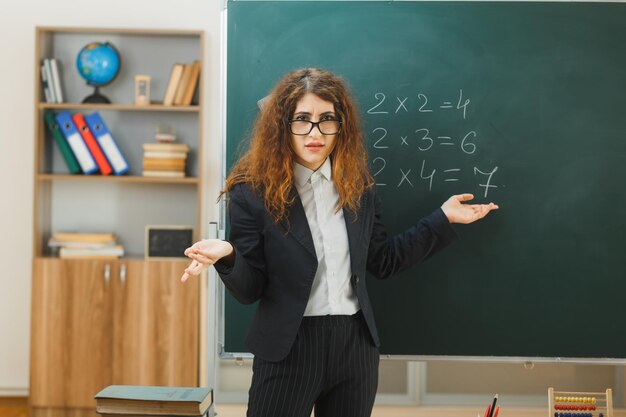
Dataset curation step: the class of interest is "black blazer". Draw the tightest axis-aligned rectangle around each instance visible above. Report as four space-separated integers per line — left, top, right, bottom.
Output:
215 182 459 362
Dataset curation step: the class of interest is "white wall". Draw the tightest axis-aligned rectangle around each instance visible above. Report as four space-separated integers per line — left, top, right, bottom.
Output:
0 0 224 394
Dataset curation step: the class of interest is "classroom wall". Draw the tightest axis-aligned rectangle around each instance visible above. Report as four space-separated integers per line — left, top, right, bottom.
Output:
0 0 224 394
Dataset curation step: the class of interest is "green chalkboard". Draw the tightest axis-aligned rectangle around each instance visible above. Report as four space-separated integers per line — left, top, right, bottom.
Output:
225 1 626 359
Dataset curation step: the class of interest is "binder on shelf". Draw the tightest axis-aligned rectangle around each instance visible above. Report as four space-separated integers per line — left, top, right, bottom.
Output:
163 63 184 106
50 58 64 103
73 113 113 176
55 111 98 174
43 110 81 174
85 112 130 175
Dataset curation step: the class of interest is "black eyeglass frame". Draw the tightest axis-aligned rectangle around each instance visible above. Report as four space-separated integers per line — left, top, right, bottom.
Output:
287 119 343 135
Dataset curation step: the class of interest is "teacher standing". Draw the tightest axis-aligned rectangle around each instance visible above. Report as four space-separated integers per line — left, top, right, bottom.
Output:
181 68 498 417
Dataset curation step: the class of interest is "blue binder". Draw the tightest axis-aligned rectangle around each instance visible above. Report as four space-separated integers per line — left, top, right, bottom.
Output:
55 111 98 175
85 112 130 175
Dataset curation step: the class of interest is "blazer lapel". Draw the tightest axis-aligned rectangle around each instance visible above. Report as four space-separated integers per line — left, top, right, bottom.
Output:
343 192 367 269
279 187 317 259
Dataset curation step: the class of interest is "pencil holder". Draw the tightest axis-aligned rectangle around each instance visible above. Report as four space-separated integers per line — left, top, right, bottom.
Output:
548 387 612 417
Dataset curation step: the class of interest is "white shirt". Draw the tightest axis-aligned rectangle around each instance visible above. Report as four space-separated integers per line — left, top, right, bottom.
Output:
293 158 360 316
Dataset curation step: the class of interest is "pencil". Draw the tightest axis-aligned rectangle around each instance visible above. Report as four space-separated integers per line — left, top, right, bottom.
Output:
488 394 499 417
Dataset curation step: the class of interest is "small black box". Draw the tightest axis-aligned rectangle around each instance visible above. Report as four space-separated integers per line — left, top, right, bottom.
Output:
145 226 194 259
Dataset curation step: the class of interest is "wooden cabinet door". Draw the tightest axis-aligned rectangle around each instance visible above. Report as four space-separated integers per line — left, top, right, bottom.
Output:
112 259 199 386
30 258 114 408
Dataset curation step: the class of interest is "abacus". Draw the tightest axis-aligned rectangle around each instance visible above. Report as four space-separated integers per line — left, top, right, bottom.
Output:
548 387 613 417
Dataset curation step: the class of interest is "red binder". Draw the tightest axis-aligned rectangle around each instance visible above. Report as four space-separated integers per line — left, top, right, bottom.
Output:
72 113 113 175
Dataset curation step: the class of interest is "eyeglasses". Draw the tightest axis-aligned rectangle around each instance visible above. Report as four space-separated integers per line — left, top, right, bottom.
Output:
287 119 342 135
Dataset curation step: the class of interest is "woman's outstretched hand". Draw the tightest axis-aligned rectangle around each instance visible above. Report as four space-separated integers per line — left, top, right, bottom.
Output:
181 239 234 282
441 194 499 224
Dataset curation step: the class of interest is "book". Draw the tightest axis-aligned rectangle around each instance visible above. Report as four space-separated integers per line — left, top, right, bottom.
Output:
85 112 130 175
59 245 124 259
142 170 185 178
48 240 116 249
73 113 113 175
143 143 189 152
52 232 116 244
95 385 213 416
43 59 58 103
174 64 193 105
40 63 53 103
44 110 81 174
98 413 209 417
181 61 201 106
163 64 184 106
143 158 186 171
55 111 98 174
50 58 64 103
144 151 188 159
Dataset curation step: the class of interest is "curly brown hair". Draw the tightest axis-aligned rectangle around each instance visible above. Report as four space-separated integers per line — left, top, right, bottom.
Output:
223 68 374 224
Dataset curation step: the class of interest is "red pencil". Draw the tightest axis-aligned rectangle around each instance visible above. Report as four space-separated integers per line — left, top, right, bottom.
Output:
484 404 492 417
493 406 501 417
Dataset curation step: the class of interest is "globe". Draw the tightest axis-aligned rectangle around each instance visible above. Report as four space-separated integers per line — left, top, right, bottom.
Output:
76 41 121 103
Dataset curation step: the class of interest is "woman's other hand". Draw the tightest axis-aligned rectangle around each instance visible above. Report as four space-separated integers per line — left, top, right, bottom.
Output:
441 194 499 224
181 239 234 282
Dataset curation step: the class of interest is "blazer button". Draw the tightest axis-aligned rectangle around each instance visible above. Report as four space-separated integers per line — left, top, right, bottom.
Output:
355 275 360 284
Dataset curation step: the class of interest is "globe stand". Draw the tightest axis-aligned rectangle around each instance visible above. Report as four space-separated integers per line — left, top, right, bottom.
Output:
82 86 111 104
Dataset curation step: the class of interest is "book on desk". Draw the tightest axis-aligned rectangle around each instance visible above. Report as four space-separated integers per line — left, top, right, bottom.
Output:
95 385 213 416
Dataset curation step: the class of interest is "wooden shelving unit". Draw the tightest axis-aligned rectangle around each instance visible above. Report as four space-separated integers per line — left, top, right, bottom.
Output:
30 26 206 417
32 26 205 256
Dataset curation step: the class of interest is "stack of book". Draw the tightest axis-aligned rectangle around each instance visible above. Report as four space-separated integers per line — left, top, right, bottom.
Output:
162 60 201 106
49 232 124 259
95 385 213 417
142 143 189 178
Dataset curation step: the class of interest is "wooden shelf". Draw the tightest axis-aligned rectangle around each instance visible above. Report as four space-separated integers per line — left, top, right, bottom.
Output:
39 102 200 112
34 255 172 261
36 173 199 184
36 26 203 37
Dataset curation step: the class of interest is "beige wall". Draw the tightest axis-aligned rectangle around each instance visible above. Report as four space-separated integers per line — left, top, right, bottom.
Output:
0 0 224 394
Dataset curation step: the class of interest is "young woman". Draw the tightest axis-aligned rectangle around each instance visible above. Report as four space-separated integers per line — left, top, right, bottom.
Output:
181 68 498 417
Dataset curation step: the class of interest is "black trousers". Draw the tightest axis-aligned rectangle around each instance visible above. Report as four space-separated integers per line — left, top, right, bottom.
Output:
247 311 380 417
